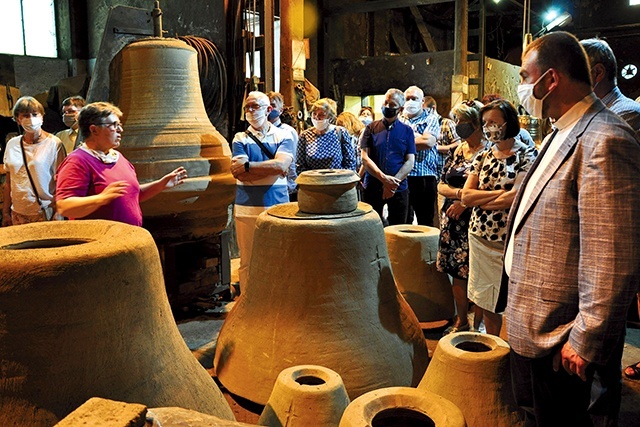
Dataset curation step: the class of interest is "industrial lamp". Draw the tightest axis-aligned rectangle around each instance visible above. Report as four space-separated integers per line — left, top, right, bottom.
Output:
534 11 573 38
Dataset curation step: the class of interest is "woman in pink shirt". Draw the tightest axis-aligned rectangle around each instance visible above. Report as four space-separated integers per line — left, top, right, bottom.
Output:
56 102 186 226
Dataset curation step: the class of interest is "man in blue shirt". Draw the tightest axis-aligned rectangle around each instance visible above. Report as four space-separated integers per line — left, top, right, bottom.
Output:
231 91 295 289
360 88 416 226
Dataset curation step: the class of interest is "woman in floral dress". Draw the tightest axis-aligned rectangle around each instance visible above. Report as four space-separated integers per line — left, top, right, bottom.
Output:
460 99 537 336
437 100 487 334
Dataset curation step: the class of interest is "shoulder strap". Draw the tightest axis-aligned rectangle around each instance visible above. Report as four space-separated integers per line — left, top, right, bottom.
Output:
338 126 348 145
20 136 43 206
245 131 275 159
338 126 355 161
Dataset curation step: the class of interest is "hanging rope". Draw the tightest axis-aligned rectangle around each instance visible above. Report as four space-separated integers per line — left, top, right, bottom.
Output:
177 35 227 122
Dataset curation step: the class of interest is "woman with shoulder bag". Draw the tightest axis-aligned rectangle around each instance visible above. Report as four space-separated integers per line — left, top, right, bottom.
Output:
2 96 65 226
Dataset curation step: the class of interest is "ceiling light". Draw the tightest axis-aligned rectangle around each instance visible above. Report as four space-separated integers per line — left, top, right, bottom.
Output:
545 9 559 23
535 11 572 38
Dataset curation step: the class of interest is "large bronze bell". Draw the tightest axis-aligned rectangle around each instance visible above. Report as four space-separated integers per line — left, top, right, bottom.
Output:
214 170 430 405
0 221 235 426
113 37 235 242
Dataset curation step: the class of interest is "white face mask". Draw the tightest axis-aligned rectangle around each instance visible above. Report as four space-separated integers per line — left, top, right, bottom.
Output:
359 116 373 125
483 123 506 143
21 116 43 133
517 70 552 119
312 118 330 131
246 107 267 129
63 114 77 128
403 100 422 116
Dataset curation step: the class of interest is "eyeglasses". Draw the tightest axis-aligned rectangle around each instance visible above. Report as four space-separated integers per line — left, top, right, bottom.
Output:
243 104 268 112
97 121 123 130
463 100 477 107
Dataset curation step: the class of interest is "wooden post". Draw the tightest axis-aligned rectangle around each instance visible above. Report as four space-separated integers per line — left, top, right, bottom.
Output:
452 0 469 107
280 0 305 115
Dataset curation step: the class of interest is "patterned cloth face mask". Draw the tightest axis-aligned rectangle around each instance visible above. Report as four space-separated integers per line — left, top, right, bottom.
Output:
483 123 506 143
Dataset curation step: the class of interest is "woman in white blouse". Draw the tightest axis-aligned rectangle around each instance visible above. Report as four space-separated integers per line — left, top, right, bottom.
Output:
2 96 65 226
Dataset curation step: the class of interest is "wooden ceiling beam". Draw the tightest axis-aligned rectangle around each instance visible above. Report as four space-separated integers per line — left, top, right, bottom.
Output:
390 12 413 55
410 6 438 52
324 0 453 17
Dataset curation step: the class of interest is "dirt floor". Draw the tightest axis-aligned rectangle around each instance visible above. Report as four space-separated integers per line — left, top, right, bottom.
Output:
177 308 640 425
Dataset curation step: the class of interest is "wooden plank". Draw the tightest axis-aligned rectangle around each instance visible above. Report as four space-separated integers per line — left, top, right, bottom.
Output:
324 0 453 17
373 10 391 56
261 0 275 92
410 6 438 52
390 21 412 55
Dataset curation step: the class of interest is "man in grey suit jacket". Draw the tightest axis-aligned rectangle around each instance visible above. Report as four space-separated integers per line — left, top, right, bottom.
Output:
501 31 640 426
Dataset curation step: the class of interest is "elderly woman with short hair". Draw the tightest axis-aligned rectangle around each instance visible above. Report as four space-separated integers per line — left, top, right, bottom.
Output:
2 96 65 226
296 98 357 175
56 102 187 226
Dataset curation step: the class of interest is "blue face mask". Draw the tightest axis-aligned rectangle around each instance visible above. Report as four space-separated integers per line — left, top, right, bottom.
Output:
268 109 280 121
382 106 398 119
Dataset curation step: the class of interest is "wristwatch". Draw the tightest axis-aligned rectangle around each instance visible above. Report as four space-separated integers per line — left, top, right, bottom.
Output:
244 161 250 172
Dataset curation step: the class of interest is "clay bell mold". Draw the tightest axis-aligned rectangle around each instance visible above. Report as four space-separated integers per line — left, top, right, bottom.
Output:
258 365 350 427
419 332 525 427
339 386 466 427
267 201 372 221
296 169 361 214
214 205 429 405
0 220 234 426
384 225 455 322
